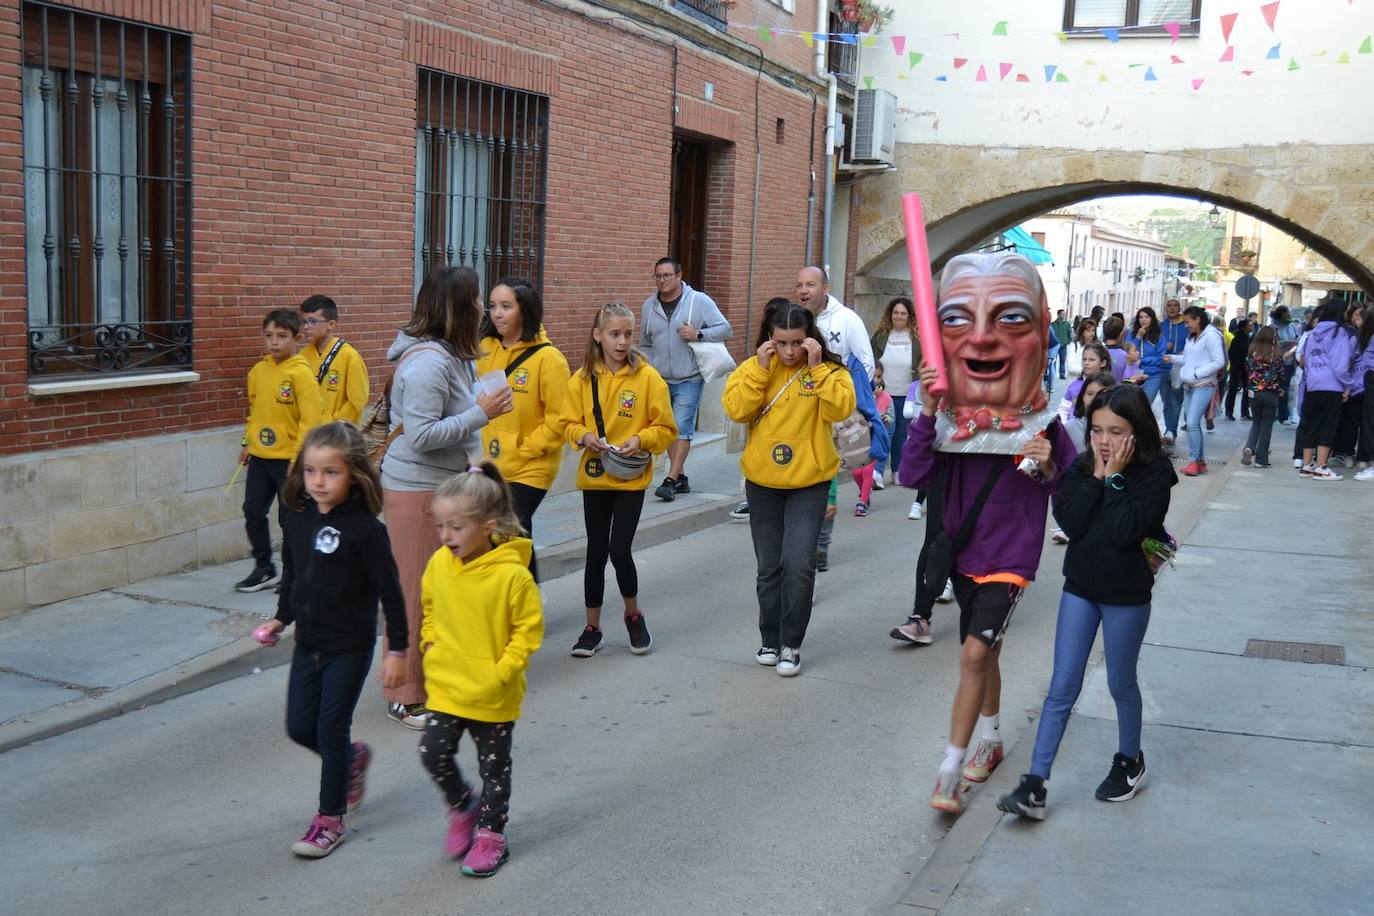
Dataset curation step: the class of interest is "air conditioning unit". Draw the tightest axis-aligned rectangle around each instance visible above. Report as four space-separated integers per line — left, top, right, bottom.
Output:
851 88 897 166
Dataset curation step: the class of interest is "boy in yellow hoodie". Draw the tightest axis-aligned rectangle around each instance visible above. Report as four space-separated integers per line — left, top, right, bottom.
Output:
722 302 855 677
562 303 677 659
418 463 543 878
298 294 369 425
477 278 571 581
235 309 323 592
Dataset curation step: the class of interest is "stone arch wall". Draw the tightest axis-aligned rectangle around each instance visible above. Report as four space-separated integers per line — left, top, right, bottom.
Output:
853 143 1374 321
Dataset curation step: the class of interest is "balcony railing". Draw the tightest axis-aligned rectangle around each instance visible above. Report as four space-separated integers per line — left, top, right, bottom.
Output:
674 0 728 30
827 18 859 91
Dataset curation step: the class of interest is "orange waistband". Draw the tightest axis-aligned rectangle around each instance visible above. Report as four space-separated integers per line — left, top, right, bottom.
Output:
970 572 1031 589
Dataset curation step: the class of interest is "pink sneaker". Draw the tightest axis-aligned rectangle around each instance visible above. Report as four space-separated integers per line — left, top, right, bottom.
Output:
346 742 371 812
291 814 345 858
445 800 480 859
962 739 1004 783
929 770 966 815
461 827 509 877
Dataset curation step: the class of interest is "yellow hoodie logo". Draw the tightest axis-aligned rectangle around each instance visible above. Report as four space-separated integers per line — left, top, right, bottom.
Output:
276 381 295 404
772 444 794 465
585 456 605 478
617 390 638 418
511 368 530 390
325 369 341 390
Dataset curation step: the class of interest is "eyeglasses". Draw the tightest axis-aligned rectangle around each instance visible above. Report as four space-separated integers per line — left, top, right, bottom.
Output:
302 317 329 326
653 273 679 281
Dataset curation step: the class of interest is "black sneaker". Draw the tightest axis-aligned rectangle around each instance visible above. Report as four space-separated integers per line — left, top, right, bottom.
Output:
996 774 1047 821
1095 751 1148 802
235 565 279 592
816 550 828 572
654 477 677 502
673 475 691 494
625 613 652 655
571 625 603 658
729 501 750 520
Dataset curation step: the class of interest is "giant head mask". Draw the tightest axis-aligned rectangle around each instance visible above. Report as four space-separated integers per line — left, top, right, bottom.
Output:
931 251 1056 453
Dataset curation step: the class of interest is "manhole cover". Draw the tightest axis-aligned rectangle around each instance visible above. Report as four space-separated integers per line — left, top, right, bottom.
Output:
1244 639 1345 666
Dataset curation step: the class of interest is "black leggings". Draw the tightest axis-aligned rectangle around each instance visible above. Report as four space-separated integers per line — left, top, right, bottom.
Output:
419 713 514 834
509 482 547 582
581 489 645 608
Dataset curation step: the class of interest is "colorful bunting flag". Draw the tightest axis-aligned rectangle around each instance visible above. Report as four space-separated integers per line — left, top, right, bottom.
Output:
1287 57 1300 70
1220 12 1239 44
1219 45 1235 62
1170 55 1186 64
908 51 924 68
975 65 988 82
954 57 968 68
1261 1 1280 31
1242 69 1255 75
1338 51 1351 63
1016 73 1030 82
892 35 906 56
757 26 772 42
999 62 1013 80
864 76 874 90
1055 72 1069 82
1085 58 1098 66
1266 42 1281 59
1102 28 1120 42
1055 31 1068 42
1164 21 1182 43
802 33 814 48
1044 64 1058 82
1099 72 1109 81
993 21 1008 36
862 35 878 47
1144 67 1158 81
1192 78 1206 90
1360 36 1373 54
935 75 948 81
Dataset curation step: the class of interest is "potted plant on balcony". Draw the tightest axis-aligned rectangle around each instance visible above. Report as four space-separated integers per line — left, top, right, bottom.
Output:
857 0 894 32
1238 248 1257 269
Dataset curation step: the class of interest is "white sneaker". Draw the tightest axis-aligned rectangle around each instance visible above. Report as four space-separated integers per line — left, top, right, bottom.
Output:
1293 458 1304 469
777 647 801 677
756 647 779 666
873 476 886 491
1051 527 1069 544
937 580 955 604
1354 467 1374 482
1312 466 1343 481
908 501 923 520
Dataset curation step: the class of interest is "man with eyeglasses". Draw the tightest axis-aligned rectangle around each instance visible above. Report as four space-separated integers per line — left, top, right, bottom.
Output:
640 257 732 502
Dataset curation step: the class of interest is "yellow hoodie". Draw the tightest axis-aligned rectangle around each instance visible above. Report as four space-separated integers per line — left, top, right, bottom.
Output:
563 360 678 491
722 356 856 489
245 353 324 459
477 332 571 490
420 537 544 723
300 338 369 425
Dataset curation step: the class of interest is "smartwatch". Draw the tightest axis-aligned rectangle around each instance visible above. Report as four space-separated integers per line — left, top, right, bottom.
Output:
1105 472 1125 491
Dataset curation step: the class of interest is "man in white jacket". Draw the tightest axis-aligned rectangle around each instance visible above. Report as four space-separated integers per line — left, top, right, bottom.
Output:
797 266 875 379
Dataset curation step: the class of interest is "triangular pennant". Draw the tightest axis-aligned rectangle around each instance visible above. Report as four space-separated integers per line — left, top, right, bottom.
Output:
1016 73 1030 82
1220 12 1239 44
1099 72 1109 82
1055 31 1068 42
1101 28 1120 42
993 21 1008 36
1242 69 1256 75
935 75 949 81
757 26 773 42
975 65 988 82
1266 42 1281 59
863 76 875 90
1360 36 1373 54
802 33 814 48
1261 1 1280 31
1084 58 1098 66
1170 55 1185 64
954 57 968 68
1219 45 1235 62
999 62 1013 80
892 35 906 56
908 51 924 68
1044 64 1058 81
1338 51 1351 63
1313 50 1328 57
1144 66 1158 81
1164 21 1182 43
814 32 830 43
1055 72 1069 82
862 35 878 47
1129 62 1145 69
1288 57 1300 70
898 74 910 80
837 33 859 45
1192 78 1206 90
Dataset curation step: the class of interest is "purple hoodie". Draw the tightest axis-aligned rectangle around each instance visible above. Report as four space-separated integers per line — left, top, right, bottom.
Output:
1301 322 1356 394
1353 333 1374 395
899 413 1078 581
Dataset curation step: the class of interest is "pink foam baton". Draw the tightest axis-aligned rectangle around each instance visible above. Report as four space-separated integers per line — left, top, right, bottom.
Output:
901 193 948 397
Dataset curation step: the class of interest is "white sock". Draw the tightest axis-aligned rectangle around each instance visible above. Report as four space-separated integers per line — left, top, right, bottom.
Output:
940 744 966 775
978 714 1001 744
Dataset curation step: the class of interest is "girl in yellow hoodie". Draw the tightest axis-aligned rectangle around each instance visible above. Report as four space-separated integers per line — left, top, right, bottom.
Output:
477 278 571 581
562 303 677 659
418 462 544 878
722 302 855 678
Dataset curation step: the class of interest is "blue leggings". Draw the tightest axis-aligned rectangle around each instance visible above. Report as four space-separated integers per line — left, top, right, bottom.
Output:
1029 591 1151 780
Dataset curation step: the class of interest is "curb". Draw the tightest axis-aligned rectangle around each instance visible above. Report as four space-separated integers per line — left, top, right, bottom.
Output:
0 494 739 755
886 440 1248 914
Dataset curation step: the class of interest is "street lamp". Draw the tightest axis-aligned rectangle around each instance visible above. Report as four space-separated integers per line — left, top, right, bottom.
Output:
1208 204 1222 227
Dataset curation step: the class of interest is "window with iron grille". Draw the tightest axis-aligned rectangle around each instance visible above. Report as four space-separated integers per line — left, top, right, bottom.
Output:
1063 1 1201 36
415 70 549 295
21 2 192 378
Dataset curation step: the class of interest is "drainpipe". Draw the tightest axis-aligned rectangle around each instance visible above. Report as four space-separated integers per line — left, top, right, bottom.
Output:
803 88 817 262
821 74 838 278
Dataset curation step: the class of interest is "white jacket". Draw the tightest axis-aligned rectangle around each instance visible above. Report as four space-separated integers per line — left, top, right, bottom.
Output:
1179 326 1226 388
816 295 875 378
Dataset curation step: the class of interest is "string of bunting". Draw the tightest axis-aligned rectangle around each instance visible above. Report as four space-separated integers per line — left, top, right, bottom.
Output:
734 0 1368 90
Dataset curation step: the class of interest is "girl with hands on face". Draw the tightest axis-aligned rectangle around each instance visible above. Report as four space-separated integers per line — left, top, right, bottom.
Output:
998 384 1177 823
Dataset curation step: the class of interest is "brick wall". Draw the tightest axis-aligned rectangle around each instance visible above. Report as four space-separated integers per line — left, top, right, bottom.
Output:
0 0 838 457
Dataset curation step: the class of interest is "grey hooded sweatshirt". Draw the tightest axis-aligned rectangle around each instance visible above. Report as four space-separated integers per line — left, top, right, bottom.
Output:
380 332 488 492
639 283 732 384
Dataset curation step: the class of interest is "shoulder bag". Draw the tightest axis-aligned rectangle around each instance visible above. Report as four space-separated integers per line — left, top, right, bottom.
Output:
360 344 446 465
915 460 1008 613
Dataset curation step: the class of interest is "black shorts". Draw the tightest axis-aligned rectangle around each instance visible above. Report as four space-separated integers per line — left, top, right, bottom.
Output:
954 575 1025 647
1296 390 1343 450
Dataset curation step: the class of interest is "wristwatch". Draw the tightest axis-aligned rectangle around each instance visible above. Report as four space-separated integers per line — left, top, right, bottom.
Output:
1105 472 1125 491
697 330 704 341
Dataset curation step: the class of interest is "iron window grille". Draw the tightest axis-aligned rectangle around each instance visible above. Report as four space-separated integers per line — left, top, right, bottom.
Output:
415 70 549 295
827 15 860 91
673 0 730 30
21 2 193 378
1063 0 1202 36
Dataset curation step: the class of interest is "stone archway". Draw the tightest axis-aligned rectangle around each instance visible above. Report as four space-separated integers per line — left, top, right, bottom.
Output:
853 144 1374 316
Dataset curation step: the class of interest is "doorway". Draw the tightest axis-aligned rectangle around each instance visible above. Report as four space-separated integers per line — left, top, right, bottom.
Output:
669 136 710 290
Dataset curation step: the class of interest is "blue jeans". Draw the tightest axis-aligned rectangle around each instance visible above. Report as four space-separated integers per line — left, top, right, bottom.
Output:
667 378 705 441
1182 386 1212 462
1057 345 1068 378
1030 591 1151 780
875 396 911 478
1160 380 1184 438
1138 373 1163 408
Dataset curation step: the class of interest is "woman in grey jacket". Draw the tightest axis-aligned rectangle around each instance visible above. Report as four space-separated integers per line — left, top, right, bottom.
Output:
380 266 512 727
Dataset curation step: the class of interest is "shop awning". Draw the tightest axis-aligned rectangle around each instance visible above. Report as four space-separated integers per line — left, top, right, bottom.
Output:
1003 226 1054 265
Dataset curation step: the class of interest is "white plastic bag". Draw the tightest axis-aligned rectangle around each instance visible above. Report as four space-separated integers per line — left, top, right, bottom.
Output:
685 292 736 382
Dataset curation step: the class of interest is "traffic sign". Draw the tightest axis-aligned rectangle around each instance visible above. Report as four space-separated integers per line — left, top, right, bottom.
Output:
1235 273 1260 300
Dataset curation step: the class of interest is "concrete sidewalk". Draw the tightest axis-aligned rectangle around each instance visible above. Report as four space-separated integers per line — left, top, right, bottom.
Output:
0 440 745 753
893 421 1374 915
